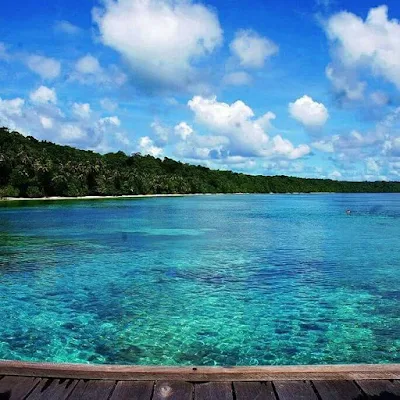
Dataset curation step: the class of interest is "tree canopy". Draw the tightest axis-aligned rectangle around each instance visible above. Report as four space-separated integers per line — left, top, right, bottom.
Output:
0 127 399 198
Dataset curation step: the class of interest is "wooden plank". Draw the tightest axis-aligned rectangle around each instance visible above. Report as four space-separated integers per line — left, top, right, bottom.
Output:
26 378 78 400
0 360 399 381
68 379 116 400
233 381 277 399
312 380 363 400
274 381 318 400
153 381 193 400
109 380 154 400
0 376 41 400
356 379 400 397
195 382 233 400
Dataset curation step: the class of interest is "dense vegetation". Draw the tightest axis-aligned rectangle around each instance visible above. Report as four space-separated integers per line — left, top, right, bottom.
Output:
0 127 399 198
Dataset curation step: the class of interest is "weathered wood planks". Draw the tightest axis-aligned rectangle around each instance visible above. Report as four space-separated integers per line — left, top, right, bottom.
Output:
109 380 154 400
234 381 277 399
0 376 41 400
0 376 399 399
152 381 193 400
273 381 318 400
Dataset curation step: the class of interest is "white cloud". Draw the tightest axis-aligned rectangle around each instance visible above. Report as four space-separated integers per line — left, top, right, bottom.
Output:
39 116 53 129
269 135 310 160
229 29 278 68
73 54 127 86
60 124 87 141
311 139 335 153
0 97 24 116
72 103 91 119
325 5 400 89
329 170 342 180
223 71 252 86
54 20 82 35
174 122 193 140
26 55 61 80
100 98 118 112
365 158 380 173
76 54 101 75
289 95 329 128
383 136 400 157
97 116 121 128
325 64 366 101
174 134 229 160
150 120 169 144
188 95 310 159
114 132 131 146
29 86 57 105
93 0 223 91
0 93 131 152
138 136 163 157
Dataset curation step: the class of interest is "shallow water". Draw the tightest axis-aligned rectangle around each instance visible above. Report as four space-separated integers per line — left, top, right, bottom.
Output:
0 193 399 365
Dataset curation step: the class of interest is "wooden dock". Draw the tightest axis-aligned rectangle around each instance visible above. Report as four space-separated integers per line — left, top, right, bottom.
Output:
0 361 399 399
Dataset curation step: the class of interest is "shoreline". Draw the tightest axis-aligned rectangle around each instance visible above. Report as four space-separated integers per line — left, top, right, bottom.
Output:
0 191 395 202
0 193 251 202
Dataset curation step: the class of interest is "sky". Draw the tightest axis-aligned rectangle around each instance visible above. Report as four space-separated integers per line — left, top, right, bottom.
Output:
1 0 400 181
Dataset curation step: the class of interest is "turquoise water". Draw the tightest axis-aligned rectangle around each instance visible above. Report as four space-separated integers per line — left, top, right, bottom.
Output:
0 193 399 366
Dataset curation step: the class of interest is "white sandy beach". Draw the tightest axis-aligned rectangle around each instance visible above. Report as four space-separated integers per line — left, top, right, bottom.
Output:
0 193 250 202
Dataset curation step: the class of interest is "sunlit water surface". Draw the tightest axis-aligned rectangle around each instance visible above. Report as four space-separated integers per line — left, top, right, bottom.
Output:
0 194 399 365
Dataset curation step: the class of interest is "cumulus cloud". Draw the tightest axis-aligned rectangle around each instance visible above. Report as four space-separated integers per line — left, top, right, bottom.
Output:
325 5 400 90
174 122 193 140
26 55 61 80
97 116 121 129
30 86 57 105
73 54 127 86
39 116 53 129
311 139 335 153
0 91 130 152
222 71 252 86
187 95 310 160
289 95 329 128
60 124 87 141
76 54 101 75
230 29 278 68
72 103 91 119
138 136 163 157
0 97 24 117
329 170 342 180
365 158 381 173
150 120 169 145
325 64 366 102
54 20 82 35
93 0 223 91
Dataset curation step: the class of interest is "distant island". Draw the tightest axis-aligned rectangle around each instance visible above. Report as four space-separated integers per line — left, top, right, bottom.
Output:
0 127 399 198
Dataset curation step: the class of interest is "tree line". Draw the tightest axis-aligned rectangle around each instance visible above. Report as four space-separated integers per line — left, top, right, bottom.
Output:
0 127 399 198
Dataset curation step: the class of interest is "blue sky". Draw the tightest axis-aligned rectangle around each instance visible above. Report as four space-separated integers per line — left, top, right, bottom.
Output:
1 0 400 181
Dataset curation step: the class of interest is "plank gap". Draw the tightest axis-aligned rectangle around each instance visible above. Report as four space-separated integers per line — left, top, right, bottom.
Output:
106 380 117 400
22 378 42 400
309 380 323 400
271 381 281 400
231 381 236 400
150 381 156 400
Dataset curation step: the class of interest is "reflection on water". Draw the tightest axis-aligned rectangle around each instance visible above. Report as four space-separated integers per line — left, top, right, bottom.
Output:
0 193 399 365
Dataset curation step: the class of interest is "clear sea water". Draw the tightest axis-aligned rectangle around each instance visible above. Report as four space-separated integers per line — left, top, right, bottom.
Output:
0 193 399 366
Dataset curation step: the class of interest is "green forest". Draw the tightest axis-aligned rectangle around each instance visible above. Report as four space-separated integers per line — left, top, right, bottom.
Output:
0 127 399 198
